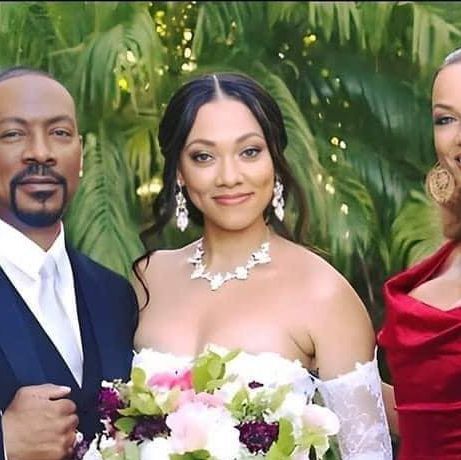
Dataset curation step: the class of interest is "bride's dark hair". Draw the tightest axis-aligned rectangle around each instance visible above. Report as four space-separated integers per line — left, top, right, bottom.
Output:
134 72 309 305
146 72 308 242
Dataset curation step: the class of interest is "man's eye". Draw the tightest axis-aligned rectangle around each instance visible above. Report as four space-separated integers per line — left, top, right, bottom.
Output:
52 129 71 137
1 131 23 139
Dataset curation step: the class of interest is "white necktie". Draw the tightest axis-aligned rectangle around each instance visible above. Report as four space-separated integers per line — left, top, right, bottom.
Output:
38 256 83 386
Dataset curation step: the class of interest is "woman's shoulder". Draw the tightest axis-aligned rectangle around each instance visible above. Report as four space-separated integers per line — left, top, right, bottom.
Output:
275 237 350 287
275 237 368 316
135 240 198 274
136 241 196 270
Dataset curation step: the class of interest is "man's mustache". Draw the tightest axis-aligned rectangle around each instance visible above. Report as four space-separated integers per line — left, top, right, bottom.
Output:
11 163 66 186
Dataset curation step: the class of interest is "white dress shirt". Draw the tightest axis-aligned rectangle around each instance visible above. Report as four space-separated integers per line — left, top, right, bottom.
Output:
0 218 83 385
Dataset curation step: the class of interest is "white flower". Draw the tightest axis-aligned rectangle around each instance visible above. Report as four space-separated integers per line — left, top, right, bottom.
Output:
214 380 244 404
82 438 103 460
302 404 340 436
291 452 310 460
132 348 191 377
269 391 309 427
98 434 117 450
167 402 240 460
101 380 115 389
224 350 314 394
140 438 173 460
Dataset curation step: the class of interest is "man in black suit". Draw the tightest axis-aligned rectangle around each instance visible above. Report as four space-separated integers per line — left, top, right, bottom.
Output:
0 67 138 460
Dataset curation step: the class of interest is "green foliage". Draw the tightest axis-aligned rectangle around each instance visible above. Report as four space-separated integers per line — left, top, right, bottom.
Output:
114 416 137 435
170 451 211 460
191 348 240 392
390 190 444 273
267 418 295 459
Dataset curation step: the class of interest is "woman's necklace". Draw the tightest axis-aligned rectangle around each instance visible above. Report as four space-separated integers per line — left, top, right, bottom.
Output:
187 236 271 291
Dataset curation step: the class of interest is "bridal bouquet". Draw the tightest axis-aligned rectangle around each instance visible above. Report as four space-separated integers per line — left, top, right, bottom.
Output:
80 345 339 460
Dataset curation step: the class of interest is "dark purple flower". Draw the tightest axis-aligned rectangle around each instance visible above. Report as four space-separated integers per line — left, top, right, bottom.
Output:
248 381 263 389
129 415 170 441
72 438 89 460
98 387 124 421
238 420 279 453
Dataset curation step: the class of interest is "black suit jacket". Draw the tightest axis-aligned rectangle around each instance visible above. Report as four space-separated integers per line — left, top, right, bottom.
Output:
0 247 138 458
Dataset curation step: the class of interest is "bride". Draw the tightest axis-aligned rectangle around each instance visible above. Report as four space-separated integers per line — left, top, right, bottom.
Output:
133 72 392 459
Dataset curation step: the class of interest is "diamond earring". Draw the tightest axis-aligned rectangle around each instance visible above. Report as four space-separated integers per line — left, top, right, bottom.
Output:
272 177 285 221
175 180 189 232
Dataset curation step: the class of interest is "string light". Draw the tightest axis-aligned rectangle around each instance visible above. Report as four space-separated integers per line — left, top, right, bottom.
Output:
303 33 317 46
126 50 136 63
118 77 128 91
137 177 163 197
325 183 335 195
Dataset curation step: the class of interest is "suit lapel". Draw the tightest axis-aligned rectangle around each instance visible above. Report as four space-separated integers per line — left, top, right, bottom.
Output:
67 249 122 379
0 269 46 384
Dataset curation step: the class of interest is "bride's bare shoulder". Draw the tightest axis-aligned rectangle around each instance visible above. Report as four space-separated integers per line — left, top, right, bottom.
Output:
136 242 195 276
274 236 340 281
274 236 366 309
133 241 197 283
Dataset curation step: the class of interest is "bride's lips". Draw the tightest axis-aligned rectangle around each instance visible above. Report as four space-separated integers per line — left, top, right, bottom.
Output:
213 192 253 205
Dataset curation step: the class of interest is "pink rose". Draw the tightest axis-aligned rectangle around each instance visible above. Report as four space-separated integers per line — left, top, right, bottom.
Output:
148 369 193 390
177 390 224 408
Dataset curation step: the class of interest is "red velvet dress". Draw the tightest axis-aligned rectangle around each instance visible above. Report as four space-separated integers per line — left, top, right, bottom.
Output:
378 241 461 459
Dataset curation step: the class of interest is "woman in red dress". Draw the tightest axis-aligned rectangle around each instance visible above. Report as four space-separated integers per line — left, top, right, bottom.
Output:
378 48 461 459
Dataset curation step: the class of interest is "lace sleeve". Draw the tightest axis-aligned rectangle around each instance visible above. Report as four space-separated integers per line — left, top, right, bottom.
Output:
316 355 392 460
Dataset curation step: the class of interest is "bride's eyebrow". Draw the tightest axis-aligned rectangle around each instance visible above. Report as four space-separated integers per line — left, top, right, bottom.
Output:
183 139 215 150
184 132 265 151
235 132 265 143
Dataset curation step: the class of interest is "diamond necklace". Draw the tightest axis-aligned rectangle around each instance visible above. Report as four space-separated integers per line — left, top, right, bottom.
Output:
187 236 271 291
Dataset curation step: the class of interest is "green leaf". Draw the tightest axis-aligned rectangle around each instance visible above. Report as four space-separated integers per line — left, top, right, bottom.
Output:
191 352 226 392
276 418 296 455
267 418 295 459
268 384 292 412
114 416 136 434
124 441 140 460
227 387 249 419
222 348 241 363
131 392 161 415
131 367 147 389
170 450 211 460
299 429 331 458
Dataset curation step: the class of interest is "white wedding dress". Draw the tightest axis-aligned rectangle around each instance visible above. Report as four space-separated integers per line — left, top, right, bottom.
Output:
133 346 392 460
314 355 392 459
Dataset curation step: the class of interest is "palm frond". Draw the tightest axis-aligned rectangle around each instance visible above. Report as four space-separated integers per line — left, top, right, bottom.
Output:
65 129 144 279
390 189 444 273
252 65 328 239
